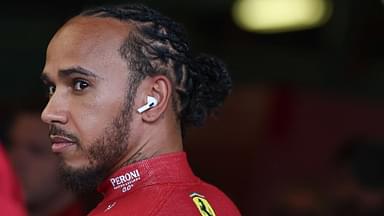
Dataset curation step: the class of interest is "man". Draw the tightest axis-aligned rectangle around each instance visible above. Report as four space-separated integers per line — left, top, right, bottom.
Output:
41 3 240 215
7 107 86 216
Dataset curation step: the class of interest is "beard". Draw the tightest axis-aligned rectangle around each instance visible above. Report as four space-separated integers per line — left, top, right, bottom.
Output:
52 98 134 193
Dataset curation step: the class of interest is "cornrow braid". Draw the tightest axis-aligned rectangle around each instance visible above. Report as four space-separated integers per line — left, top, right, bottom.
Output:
80 4 232 129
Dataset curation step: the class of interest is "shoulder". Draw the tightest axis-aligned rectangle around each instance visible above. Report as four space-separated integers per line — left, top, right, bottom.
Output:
89 185 175 216
88 180 241 216
0 145 27 216
156 181 242 216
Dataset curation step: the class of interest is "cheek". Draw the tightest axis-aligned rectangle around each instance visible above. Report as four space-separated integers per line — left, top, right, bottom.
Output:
70 88 127 146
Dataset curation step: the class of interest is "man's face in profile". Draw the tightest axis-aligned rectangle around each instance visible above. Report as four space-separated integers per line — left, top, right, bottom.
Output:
41 17 139 191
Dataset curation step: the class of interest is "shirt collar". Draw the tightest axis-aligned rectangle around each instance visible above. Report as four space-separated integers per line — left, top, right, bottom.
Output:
97 151 197 201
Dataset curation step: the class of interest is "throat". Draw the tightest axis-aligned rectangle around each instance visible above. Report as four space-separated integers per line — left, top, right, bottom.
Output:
121 151 147 167
112 145 149 172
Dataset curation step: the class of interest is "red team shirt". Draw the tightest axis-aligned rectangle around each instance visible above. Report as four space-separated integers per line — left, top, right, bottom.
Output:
0 144 27 216
89 152 241 216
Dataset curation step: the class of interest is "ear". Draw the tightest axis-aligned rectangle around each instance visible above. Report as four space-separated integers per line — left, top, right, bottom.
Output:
137 75 172 123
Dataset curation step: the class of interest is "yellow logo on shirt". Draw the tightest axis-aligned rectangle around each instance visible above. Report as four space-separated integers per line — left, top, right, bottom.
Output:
190 193 216 216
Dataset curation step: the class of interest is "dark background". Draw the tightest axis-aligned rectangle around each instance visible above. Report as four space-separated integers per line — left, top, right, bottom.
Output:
2 0 384 215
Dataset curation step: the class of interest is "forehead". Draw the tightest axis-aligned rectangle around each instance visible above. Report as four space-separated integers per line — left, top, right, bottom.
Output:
44 16 134 75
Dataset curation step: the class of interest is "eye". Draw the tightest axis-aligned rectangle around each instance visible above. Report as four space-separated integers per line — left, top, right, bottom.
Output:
48 85 55 97
73 79 89 91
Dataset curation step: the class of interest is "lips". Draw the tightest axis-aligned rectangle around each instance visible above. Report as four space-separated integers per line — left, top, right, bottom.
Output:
50 136 76 153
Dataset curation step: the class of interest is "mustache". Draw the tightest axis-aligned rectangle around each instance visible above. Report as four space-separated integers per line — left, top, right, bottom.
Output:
49 125 80 143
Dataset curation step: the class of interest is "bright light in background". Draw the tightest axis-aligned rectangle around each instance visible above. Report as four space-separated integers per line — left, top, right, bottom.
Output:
232 0 333 33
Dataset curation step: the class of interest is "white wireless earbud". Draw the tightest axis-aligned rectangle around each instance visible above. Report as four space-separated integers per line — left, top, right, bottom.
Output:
137 96 158 113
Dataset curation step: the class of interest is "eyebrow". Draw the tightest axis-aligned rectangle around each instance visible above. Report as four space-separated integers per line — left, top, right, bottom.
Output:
40 73 51 84
58 66 101 79
41 66 102 83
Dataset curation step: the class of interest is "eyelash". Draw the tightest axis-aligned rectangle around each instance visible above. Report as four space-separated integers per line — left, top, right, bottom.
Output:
44 79 89 97
73 79 89 91
47 85 55 97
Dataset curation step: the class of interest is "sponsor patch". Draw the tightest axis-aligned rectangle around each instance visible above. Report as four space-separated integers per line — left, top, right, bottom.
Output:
109 169 141 193
190 192 216 216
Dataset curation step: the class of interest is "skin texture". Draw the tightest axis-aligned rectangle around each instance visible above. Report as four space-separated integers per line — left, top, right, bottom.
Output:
41 16 182 191
9 113 76 216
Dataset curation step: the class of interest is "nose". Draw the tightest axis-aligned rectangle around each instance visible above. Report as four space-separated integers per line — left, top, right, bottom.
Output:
41 93 68 125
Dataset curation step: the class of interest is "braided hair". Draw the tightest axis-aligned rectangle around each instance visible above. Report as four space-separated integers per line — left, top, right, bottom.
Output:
80 4 232 129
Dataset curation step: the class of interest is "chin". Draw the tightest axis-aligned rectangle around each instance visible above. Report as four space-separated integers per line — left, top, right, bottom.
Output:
58 159 109 193
64 161 91 170
59 153 93 169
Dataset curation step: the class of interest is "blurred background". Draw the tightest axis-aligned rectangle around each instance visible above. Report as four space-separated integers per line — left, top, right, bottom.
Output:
1 0 384 215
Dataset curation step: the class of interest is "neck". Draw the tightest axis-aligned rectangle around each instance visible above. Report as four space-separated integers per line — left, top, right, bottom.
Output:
111 118 183 172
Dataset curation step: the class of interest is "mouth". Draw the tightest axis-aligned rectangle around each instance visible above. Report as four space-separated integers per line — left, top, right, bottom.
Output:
50 135 77 153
